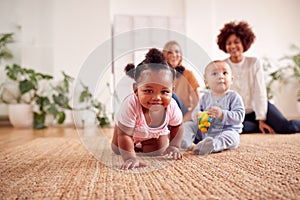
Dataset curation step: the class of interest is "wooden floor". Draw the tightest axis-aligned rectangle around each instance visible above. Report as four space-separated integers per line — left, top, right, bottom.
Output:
0 125 79 151
1 121 299 152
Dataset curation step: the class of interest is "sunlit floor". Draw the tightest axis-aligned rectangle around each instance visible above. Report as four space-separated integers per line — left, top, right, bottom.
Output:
0 124 113 151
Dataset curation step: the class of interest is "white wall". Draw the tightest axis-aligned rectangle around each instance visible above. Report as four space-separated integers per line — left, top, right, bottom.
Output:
0 0 22 65
52 0 111 79
110 0 185 19
0 0 111 118
0 0 111 77
1 0 299 118
17 0 53 75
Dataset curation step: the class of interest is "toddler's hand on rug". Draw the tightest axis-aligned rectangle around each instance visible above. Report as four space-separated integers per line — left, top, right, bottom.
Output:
121 158 147 170
163 146 182 160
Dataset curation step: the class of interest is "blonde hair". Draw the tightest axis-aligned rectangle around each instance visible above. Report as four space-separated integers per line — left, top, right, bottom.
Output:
163 41 183 66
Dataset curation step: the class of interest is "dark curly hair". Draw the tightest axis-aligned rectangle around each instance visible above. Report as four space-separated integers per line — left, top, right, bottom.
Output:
217 21 256 53
124 48 175 82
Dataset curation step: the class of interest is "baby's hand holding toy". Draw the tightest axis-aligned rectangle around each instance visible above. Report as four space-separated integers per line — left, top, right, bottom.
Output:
198 111 213 133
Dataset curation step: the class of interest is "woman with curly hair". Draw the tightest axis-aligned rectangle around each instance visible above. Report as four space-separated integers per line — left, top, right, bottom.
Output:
217 21 300 134
163 41 200 122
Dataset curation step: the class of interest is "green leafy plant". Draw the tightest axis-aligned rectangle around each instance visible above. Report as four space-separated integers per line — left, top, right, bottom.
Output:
0 33 14 62
0 64 53 104
0 64 54 129
34 72 110 129
78 83 111 128
264 45 300 101
1 66 111 129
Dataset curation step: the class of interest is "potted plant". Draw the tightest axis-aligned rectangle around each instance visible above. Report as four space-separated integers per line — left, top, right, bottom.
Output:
264 45 300 113
52 74 111 129
33 72 73 129
0 64 53 128
34 71 111 129
0 33 111 129
1 64 111 129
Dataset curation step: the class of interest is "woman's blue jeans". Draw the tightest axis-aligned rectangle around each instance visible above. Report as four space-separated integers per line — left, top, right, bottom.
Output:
243 102 300 134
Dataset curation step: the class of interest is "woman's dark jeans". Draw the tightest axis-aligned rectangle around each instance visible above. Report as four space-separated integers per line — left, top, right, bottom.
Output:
243 102 300 134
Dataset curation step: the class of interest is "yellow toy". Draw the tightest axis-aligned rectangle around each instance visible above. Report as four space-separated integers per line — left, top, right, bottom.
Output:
198 111 213 133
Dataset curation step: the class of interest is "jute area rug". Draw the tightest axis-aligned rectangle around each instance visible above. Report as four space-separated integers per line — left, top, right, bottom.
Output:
1 128 299 200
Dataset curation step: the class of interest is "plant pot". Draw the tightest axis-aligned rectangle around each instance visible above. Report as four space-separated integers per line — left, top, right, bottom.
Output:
0 104 8 118
8 104 33 128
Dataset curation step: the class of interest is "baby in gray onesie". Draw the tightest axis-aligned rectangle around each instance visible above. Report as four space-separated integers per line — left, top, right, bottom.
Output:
182 60 245 155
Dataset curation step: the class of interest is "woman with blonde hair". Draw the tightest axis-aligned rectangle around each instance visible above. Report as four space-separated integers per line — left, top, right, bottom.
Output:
163 41 200 121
